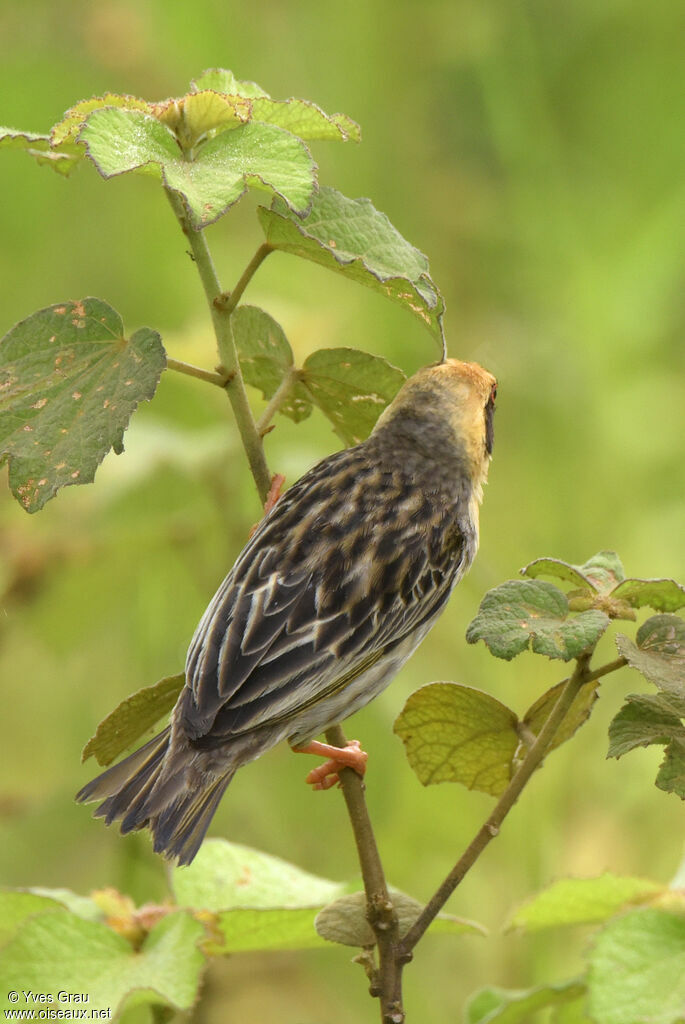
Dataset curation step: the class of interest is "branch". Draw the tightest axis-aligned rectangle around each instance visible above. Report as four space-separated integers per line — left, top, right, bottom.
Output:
256 367 300 435
165 357 227 388
325 724 405 1024
166 191 272 503
398 651 597 956
215 243 273 317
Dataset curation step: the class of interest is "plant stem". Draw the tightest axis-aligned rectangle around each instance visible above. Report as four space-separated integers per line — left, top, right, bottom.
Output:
166 357 227 388
256 367 300 435
216 242 273 316
397 652 594 956
166 191 272 503
325 724 405 1024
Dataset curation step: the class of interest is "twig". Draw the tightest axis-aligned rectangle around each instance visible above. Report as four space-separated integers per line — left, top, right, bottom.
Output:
214 242 273 316
166 191 272 503
398 652 595 955
256 367 300 435
325 724 405 1023
165 357 227 388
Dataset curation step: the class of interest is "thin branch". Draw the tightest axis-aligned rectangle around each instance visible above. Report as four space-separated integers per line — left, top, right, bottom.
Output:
325 724 405 1023
215 243 273 316
165 357 227 388
398 652 595 955
256 367 300 435
166 190 272 503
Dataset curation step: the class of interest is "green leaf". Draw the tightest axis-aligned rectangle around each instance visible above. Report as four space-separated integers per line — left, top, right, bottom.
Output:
393 683 519 796
506 874 663 933
521 552 626 595
610 578 685 613
0 910 205 1017
0 126 80 175
80 108 316 228
233 306 311 422
50 94 152 146
587 908 685 1024
314 890 485 947
522 678 600 757
616 614 685 694
153 91 251 148
0 298 165 513
0 891 64 947
172 839 350 954
521 558 592 590
465 981 586 1024
190 68 361 141
81 673 185 767
608 692 685 759
258 187 445 340
300 347 406 444
466 580 610 661
172 838 346 910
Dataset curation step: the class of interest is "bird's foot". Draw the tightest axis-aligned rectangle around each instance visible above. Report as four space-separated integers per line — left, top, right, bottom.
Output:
291 739 368 791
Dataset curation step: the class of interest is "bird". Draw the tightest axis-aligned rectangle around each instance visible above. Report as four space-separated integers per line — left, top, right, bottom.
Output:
76 358 497 865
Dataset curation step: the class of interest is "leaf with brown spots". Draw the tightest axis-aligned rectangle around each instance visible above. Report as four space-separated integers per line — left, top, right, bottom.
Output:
0 298 165 512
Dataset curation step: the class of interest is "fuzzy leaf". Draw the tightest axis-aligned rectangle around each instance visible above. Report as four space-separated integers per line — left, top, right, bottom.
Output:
315 890 485 948
191 68 269 98
0 298 165 513
81 673 185 767
466 580 609 661
522 678 600 756
610 578 685 613
232 306 311 423
301 347 405 444
506 874 663 933
258 187 445 340
172 838 345 911
608 692 685 759
616 614 685 694
0 126 80 175
0 910 205 1017
394 683 519 796
466 981 587 1024
587 909 685 1024
80 108 316 228
0 891 67 948
521 558 592 590
51 94 152 146
153 91 251 147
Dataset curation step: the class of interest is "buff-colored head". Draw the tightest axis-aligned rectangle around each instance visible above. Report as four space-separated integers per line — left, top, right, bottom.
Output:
373 359 497 490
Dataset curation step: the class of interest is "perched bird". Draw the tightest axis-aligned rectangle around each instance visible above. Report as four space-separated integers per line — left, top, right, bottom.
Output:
77 358 497 864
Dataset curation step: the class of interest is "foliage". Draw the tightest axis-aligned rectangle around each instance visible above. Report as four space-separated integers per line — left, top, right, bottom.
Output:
1 62 684 1024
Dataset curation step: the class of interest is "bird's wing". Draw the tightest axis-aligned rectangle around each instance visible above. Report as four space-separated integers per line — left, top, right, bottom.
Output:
182 447 468 743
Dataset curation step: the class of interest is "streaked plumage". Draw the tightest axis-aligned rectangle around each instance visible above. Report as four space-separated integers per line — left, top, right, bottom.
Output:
77 359 497 864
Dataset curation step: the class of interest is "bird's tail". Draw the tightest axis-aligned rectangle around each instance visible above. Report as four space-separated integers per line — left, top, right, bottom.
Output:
75 726 234 866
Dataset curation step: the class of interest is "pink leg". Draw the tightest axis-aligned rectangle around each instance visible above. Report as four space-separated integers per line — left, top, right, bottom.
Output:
291 739 368 791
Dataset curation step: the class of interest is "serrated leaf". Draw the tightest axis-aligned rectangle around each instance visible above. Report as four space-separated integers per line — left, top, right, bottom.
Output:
394 682 519 796
301 347 406 444
616 614 685 694
611 578 685 613
587 908 685 1024
608 692 685 759
466 580 610 661
51 94 152 146
579 551 625 591
522 678 600 757
0 298 165 513
506 874 663 933
80 108 316 228
232 306 311 422
0 126 80 175
258 187 445 340
465 981 586 1024
172 838 345 911
0 910 205 1017
191 68 269 99
81 673 185 767
521 558 592 590
314 890 485 948
251 97 361 142
0 891 65 947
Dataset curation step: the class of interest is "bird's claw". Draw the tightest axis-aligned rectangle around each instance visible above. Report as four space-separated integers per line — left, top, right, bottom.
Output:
291 738 368 791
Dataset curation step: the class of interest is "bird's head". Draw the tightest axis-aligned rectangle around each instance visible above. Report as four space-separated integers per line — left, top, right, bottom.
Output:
372 358 497 495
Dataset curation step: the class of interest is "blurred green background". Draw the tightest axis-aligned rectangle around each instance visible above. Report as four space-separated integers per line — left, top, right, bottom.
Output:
1 1 684 1021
